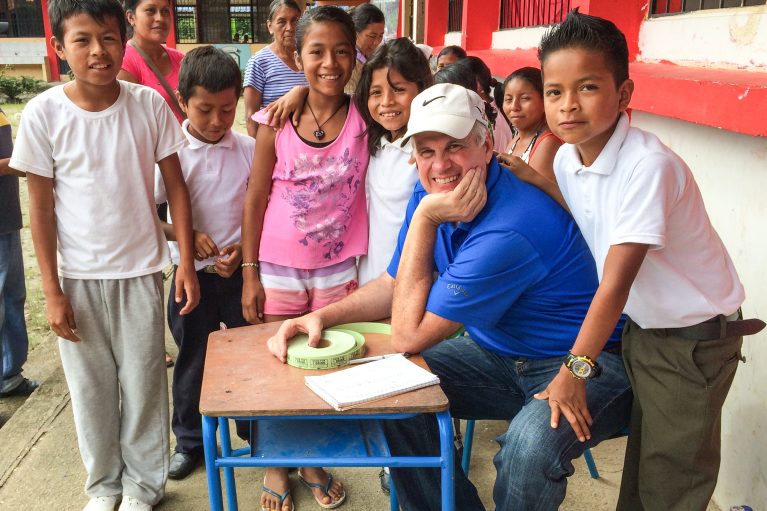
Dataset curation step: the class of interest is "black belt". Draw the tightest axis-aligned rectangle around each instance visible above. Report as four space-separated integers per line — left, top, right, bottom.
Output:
664 313 765 341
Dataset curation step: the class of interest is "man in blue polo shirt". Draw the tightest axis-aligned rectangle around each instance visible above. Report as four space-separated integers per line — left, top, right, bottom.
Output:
267 84 632 511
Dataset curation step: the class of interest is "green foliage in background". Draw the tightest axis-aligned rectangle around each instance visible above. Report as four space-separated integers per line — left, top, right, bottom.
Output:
0 71 48 103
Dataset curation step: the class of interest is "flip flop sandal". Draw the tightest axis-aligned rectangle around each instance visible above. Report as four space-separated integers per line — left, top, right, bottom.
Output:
298 470 347 509
261 479 294 511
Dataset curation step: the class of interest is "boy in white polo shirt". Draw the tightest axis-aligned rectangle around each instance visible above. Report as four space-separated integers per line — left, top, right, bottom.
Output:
12 1 199 509
524 10 764 511
154 46 254 480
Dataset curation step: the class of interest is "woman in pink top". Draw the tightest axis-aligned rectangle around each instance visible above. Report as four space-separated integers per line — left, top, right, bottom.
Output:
241 7 368 510
118 0 185 124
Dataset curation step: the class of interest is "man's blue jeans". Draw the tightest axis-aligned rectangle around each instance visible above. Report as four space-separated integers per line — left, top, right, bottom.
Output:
0 230 30 392
383 337 632 511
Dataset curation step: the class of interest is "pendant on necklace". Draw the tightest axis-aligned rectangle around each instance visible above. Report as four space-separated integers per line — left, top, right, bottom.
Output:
313 129 325 140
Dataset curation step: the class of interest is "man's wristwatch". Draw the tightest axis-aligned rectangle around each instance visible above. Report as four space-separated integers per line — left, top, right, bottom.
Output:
564 352 602 380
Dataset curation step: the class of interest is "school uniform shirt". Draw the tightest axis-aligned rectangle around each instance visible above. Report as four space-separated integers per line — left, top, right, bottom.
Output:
155 121 255 271
554 112 744 328
10 81 186 279
357 136 419 286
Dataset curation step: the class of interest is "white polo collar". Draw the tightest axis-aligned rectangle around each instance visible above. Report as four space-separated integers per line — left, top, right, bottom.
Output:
182 119 234 149
564 111 630 176
380 134 413 154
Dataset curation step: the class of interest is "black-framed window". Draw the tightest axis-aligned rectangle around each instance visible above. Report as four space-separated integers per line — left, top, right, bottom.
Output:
174 0 272 44
652 0 765 15
0 0 44 37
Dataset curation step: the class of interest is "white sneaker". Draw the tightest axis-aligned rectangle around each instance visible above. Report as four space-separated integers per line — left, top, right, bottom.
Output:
83 496 118 511
118 496 152 511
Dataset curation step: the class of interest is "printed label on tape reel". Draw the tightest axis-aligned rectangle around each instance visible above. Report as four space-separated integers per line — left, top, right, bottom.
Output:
286 330 361 370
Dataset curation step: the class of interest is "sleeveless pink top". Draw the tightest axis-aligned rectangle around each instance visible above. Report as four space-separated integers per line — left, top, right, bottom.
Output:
258 100 370 268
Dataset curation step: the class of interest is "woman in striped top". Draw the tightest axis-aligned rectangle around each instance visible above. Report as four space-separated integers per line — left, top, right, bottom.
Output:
243 0 307 138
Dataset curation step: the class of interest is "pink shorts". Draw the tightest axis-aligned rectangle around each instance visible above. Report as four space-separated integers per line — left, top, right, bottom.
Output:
260 258 359 316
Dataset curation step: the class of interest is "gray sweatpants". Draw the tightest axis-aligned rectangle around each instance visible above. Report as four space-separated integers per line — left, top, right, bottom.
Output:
58 273 169 505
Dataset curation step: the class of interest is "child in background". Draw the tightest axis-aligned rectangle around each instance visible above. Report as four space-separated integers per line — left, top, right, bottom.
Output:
462 56 514 154
355 37 433 285
241 6 367 510
530 10 761 510
154 46 254 481
11 1 199 510
435 44 466 70
497 67 561 183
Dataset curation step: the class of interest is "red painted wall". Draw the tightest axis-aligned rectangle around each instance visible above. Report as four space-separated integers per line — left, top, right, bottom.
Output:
424 0 449 48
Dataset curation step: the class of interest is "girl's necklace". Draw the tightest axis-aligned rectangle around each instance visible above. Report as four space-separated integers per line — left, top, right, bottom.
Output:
508 132 537 156
306 100 346 140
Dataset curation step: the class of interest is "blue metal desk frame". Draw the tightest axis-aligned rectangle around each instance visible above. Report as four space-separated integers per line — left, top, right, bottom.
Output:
202 411 455 511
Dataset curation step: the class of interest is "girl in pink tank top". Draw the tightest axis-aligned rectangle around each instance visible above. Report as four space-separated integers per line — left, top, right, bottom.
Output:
497 67 562 183
241 8 367 509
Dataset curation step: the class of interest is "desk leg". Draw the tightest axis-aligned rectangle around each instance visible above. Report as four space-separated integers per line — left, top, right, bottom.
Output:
436 412 455 511
203 415 223 511
389 476 398 511
219 417 239 511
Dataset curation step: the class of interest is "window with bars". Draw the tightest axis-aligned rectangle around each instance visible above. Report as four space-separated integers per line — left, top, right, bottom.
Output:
174 0 272 44
0 0 44 37
447 0 463 32
499 0 570 30
652 0 765 15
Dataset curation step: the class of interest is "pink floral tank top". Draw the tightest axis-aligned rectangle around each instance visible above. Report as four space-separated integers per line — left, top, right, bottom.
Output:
259 99 370 268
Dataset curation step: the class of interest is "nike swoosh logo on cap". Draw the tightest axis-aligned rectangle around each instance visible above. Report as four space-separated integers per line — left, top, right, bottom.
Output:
423 96 446 106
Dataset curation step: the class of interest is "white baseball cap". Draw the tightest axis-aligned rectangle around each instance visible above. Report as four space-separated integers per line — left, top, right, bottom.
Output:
402 83 488 144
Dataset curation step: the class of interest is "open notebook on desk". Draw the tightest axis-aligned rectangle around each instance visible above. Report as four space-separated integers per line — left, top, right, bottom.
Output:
305 354 440 411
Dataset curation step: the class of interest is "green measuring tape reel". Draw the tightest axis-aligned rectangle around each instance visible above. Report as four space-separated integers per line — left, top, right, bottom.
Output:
286 329 365 370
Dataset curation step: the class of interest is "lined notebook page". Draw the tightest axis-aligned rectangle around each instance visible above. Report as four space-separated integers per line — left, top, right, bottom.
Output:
304 354 440 411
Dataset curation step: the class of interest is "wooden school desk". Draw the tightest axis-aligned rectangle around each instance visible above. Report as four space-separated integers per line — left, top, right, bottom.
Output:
199 321 455 511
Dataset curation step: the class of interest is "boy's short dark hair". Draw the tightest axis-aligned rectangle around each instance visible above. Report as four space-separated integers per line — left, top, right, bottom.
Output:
48 0 126 44
538 8 629 87
178 46 243 102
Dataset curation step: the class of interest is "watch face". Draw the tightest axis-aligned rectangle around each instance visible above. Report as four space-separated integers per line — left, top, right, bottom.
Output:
571 359 593 378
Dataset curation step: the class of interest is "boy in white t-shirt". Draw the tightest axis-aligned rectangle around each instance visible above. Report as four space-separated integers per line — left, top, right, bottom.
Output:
519 9 764 511
153 46 254 481
10 1 199 510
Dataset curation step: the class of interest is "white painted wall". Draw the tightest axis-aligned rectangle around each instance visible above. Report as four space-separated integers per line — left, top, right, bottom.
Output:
0 40 47 65
639 6 767 69
444 31 461 46
632 111 767 511
491 25 547 50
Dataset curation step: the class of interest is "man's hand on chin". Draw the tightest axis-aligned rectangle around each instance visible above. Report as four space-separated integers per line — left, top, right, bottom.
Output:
418 166 487 226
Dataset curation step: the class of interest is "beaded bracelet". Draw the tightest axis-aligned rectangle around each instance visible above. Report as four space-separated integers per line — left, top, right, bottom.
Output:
241 262 259 269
